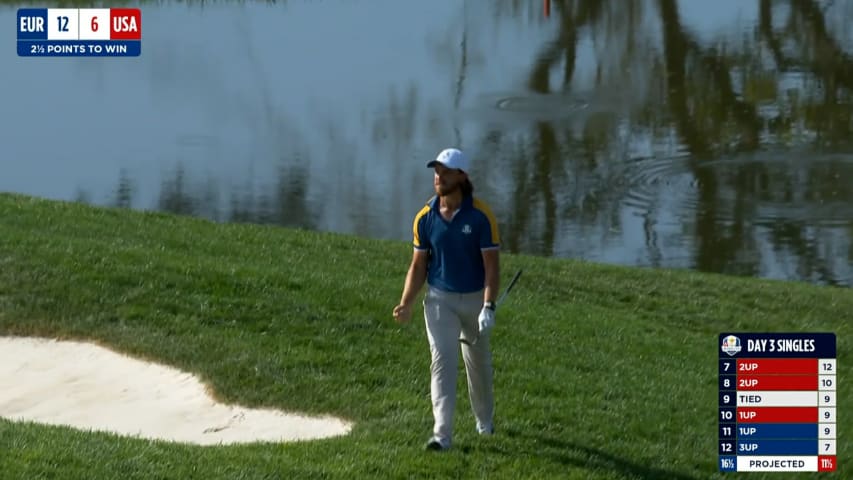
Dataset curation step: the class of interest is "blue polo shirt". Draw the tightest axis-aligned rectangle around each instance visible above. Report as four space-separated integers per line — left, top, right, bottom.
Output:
412 194 500 293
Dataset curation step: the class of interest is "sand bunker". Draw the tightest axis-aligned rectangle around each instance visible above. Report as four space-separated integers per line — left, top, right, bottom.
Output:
0 336 353 446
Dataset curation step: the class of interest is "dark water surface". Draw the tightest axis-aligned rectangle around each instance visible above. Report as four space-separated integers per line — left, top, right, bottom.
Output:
3 0 853 286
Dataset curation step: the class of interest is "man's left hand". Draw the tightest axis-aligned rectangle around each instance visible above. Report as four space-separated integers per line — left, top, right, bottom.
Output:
478 306 495 335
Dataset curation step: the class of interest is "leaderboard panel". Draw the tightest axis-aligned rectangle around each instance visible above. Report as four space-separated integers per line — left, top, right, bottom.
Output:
719 333 837 473
17 8 141 57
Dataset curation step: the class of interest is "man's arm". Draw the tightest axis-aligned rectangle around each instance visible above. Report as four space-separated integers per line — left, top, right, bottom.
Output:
393 249 429 323
482 248 500 305
473 198 501 306
400 249 429 307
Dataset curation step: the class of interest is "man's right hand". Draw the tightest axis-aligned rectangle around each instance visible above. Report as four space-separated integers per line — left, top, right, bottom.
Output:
393 303 413 324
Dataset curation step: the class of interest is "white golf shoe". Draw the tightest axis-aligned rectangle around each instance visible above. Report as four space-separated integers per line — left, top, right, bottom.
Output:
477 423 494 435
424 435 451 451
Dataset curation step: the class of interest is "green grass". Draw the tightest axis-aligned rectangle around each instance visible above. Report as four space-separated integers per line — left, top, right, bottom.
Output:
0 192 849 479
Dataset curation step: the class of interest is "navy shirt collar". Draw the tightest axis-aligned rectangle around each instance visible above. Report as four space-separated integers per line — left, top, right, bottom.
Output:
429 194 473 212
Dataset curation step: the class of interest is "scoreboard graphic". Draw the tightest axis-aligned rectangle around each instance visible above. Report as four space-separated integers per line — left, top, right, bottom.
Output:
17 8 141 57
719 333 837 472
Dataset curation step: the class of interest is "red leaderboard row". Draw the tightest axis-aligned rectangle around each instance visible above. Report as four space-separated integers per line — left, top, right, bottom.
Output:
736 375 818 390
735 359 820 374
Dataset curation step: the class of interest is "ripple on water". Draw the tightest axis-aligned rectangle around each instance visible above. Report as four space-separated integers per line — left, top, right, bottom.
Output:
618 153 698 214
613 150 853 228
464 91 621 127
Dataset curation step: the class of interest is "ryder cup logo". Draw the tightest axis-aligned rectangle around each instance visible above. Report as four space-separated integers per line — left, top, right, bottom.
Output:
721 335 742 356
462 224 472 234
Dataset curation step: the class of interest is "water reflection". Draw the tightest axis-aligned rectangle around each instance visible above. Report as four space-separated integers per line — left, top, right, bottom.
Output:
2 0 852 286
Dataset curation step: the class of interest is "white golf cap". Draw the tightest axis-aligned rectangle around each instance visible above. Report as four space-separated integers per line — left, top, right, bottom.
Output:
427 148 469 172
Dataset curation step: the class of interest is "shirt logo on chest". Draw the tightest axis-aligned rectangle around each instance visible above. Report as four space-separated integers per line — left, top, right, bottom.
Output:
462 224 472 234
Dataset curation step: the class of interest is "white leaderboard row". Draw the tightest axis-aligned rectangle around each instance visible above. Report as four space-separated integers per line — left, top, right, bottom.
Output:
726 456 836 472
731 391 836 406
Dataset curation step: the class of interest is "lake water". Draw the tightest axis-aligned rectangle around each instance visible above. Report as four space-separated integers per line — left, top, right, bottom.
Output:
4 0 853 286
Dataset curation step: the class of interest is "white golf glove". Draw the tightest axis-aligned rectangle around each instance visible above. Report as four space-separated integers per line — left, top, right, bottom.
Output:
478 303 496 336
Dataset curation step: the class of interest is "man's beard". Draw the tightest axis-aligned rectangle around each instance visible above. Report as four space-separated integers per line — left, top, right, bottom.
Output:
436 180 461 196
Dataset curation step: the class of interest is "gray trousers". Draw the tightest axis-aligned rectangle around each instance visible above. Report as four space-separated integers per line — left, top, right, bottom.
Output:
423 286 494 445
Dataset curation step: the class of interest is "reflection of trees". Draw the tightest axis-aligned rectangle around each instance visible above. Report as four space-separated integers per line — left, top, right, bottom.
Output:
157 164 208 218
489 0 853 285
73 188 91 205
371 85 419 159
505 0 655 260
508 1 614 258
112 168 135 209
789 0 853 91
658 0 762 156
760 0 853 145
156 160 314 231
154 4 316 231
767 222 840 286
270 163 314 230
504 122 560 256
658 0 759 276
660 0 853 284
527 0 581 94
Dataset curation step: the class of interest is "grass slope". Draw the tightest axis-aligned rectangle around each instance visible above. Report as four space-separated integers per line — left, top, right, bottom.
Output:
0 192 849 479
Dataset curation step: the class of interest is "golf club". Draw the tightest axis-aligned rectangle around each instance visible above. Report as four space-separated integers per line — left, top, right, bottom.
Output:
460 269 523 346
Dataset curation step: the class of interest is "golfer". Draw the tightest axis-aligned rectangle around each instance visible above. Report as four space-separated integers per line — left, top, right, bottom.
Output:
393 147 501 451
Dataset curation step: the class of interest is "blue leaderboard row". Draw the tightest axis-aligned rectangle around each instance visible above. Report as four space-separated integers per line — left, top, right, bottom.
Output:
722 423 822 439
718 333 837 473
18 40 140 57
724 440 822 455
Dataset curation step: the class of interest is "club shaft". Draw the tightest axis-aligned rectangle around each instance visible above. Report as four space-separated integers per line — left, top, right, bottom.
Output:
496 269 522 307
